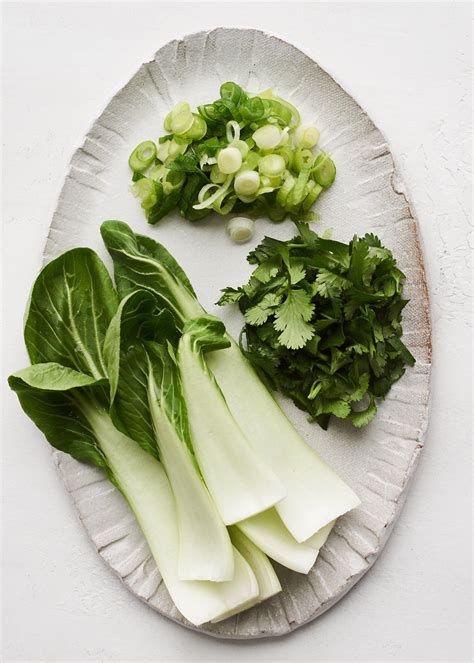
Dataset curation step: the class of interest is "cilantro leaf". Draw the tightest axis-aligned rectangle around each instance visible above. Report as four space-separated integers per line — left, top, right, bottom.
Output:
288 259 306 285
217 287 243 306
252 257 280 284
312 269 352 298
273 290 314 349
350 399 378 428
244 293 282 326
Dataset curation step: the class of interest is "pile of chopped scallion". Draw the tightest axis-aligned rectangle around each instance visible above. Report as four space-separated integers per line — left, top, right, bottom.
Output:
128 82 336 242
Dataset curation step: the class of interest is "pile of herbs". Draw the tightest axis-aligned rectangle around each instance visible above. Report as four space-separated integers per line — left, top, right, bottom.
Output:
218 223 415 429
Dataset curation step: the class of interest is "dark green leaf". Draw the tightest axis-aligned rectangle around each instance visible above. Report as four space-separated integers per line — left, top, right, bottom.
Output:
100 221 204 324
24 248 118 379
8 367 110 473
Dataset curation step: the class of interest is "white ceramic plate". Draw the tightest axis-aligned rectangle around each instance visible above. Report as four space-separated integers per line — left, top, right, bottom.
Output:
45 28 431 639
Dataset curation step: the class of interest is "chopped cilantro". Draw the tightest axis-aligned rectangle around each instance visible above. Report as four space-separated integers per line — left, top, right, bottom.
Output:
218 223 415 429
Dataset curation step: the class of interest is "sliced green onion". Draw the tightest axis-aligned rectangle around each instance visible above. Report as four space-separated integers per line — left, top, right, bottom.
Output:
213 191 236 215
268 204 287 223
168 139 188 159
302 181 323 211
237 194 257 203
163 169 186 196
234 170 260 196
294 148 315 173
276 173 295 207
274 146 294 169
131 178 158 210
227 216 254 243
183 114 207 141
193 176 233 210
263 99 292 126
312 153 336 187
256 186 277 196
148 164 166 182
226 120 241 144
232 140 249 159
252 125 281 150
172 134 189 146
278 127 290 146
156 141 170 162
198 103 219 124
217 147 242 174
220 82 245 105
130 82 336 228
198 183 219 204
199 154 217 169
295 125 320 149
242 151 260 171
163 111 173 132
258 154 286 178
240 96 265 122
287 167 311 207
170 102 194 135
128 141 157 173
210 165 227 184
274 95 301 128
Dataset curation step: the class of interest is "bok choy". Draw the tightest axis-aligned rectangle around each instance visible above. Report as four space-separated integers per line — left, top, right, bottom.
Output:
9 364 258 625
101 221 360 542
9 249 261 624
105 291 234 581
177 315 286 524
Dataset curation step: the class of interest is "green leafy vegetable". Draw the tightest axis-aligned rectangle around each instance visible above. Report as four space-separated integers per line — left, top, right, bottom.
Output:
177 315 286 525
218 223 415 428
100 220 203 323
24 248 118 379
8 364 110 473
9 249 261 624
107 292 235 582
102 221 360 542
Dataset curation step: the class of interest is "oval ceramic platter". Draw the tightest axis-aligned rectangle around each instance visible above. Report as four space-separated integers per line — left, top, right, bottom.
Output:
44 28 431 639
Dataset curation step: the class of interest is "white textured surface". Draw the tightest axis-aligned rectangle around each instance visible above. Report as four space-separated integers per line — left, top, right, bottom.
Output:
2 2 472 661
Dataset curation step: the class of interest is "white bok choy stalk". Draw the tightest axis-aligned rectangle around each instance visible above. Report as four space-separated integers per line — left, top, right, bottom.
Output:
104 290 234 581
212 527 282 623
236 508 319 574
306 520 335 551
8 364 258 625
11 248 259 623
100 221 360 541
207 343 360 541
177 315 286 525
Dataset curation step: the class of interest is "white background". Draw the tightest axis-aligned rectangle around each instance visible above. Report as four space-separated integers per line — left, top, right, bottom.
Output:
2 2 472 662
